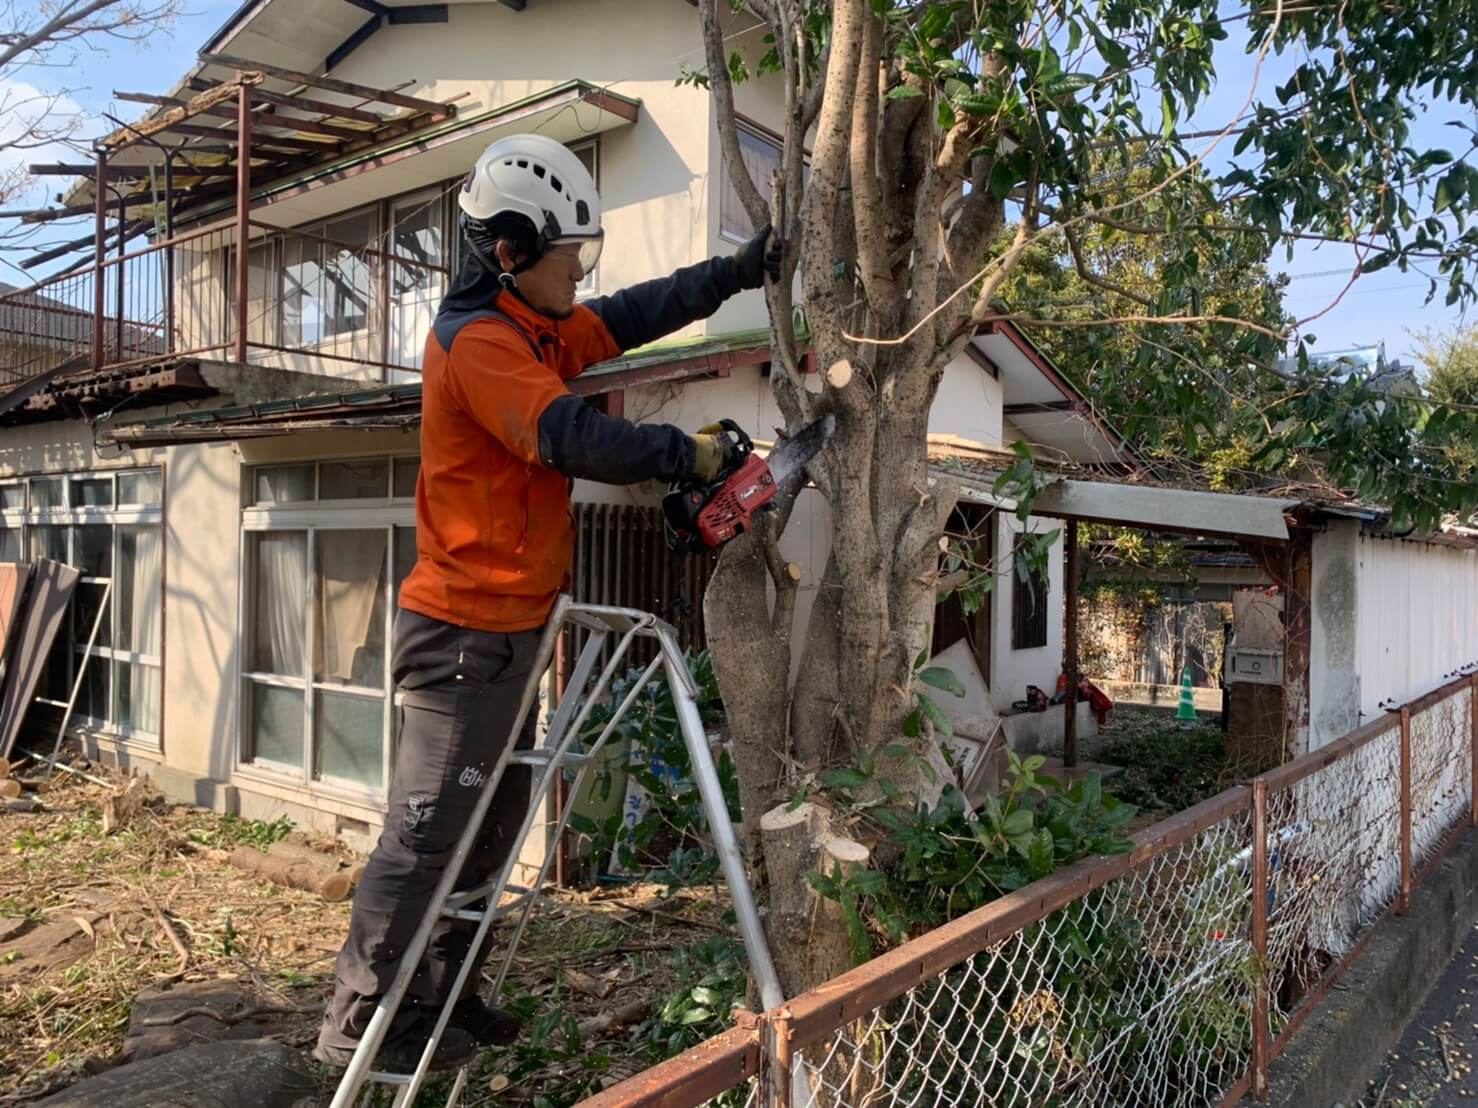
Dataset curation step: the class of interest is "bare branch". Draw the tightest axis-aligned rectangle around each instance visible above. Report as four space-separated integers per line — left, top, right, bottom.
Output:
1063 224 1155 308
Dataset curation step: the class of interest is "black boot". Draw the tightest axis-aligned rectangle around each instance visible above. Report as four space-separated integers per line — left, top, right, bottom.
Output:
313 1020 479 1075
452 997 522 1045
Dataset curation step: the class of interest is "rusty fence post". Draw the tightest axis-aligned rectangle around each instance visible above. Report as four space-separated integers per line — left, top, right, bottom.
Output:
1251 777 1270 1100
91 148 107 371
233 82 252 364
1399 705 1413 915
769 1008 794 1108
1470 674 1477 829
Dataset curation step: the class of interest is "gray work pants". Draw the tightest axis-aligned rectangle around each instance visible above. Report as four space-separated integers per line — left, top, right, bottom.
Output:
318 609 542 1049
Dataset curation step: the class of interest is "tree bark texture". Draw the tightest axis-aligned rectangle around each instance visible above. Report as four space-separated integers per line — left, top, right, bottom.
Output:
699 0 1023 1004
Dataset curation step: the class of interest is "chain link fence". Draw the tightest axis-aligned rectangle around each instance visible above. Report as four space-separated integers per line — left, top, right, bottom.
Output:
582 674 1478 1108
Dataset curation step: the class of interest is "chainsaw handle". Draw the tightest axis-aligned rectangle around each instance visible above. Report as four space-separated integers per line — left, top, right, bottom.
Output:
698 418 753 460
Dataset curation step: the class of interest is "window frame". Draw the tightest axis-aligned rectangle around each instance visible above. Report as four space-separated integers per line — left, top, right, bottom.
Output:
0 468 164 746
236 454 419 804
570 140 599 298
1010 532 1051 652
719 120 810 245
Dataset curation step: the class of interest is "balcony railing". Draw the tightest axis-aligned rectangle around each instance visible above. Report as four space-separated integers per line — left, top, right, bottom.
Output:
0 219 449 391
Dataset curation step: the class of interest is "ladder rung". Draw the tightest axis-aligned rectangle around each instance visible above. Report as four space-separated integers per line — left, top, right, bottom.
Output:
366 1071 413 1086
444 880 531 911
510 748 592 769
442 890 533 923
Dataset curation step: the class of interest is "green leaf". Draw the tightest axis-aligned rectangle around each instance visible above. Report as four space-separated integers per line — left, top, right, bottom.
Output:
918 694 954 737
820 767 871 791
989 160 1019 200
1096 34 1130 69
885 83 924 101
567 812 599 835
1027 828 1055 875
1360 251 1397 275
917 666 967 697
805 870 839 899
680 1007 714 1025
1435 165 1464 213
1002 808 1035 837
848 869 887 896
901 708 922 738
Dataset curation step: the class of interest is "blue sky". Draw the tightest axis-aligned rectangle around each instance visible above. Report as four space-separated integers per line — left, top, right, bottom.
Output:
4 1 1473 362
1175 28 1474 363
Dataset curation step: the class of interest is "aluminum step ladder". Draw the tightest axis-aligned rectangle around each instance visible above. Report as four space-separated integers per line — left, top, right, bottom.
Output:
329 598 784 1108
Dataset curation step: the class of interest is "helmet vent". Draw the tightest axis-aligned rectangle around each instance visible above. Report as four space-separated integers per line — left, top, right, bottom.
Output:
575 199 590 226
532 164 545 178
550 175 562 192
517 160 528 168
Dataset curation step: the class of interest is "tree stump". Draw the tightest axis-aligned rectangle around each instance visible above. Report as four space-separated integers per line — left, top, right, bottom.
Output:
758 801 871 993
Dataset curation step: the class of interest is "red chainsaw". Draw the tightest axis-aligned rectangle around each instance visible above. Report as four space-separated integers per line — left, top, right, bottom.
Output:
662 414 834 553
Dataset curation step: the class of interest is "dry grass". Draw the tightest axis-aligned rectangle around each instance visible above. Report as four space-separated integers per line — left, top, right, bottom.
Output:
0 767 728 1106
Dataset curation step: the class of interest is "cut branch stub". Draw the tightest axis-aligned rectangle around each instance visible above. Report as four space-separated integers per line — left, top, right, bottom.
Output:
825 359 854 390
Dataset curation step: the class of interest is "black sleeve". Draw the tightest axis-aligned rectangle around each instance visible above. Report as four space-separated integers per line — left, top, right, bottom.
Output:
585 255 744 353
537 394 696 484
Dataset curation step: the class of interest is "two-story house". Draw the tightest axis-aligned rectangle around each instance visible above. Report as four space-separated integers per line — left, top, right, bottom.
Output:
0 0 1132 848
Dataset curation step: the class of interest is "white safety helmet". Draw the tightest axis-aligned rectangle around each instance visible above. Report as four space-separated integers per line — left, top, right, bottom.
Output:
459 133 604 276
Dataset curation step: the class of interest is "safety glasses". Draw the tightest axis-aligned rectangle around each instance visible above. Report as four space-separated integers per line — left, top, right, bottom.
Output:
549 232 604 277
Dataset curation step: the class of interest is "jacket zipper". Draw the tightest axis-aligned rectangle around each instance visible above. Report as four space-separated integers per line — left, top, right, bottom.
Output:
514 463 533 554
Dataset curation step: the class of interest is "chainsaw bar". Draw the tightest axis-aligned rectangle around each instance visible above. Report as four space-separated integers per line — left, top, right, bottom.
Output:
765 412 835 485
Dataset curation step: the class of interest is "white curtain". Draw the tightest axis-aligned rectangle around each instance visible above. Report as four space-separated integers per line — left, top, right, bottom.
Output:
255 532 307 675
316 530 386 686
123 525 162 733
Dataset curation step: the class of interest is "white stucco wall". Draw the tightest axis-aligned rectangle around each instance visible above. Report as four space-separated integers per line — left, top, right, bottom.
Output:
929 355 1006 446
1356 530 1478 718
990 512 1065 714
285 0 742 337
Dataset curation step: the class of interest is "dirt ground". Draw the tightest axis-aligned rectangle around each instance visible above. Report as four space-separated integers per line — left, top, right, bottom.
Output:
0 763 730 1106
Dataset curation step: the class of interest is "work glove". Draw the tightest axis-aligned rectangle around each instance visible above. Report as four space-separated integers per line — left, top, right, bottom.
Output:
687 422 736 482
734 223 784 290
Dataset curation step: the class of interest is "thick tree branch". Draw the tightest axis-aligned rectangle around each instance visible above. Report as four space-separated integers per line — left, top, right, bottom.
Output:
849 10 895 329
698 0 769 235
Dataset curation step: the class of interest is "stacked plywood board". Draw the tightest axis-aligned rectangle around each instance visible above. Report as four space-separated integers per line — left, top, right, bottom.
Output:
0 560 80 760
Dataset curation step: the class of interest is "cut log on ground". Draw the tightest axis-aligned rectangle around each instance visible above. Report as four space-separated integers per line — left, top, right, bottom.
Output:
4 796 41 813
227 847 352 901
265 839 342 869
0 778 22 799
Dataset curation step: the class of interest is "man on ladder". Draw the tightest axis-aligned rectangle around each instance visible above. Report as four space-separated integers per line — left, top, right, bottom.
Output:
313 132 782 1073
